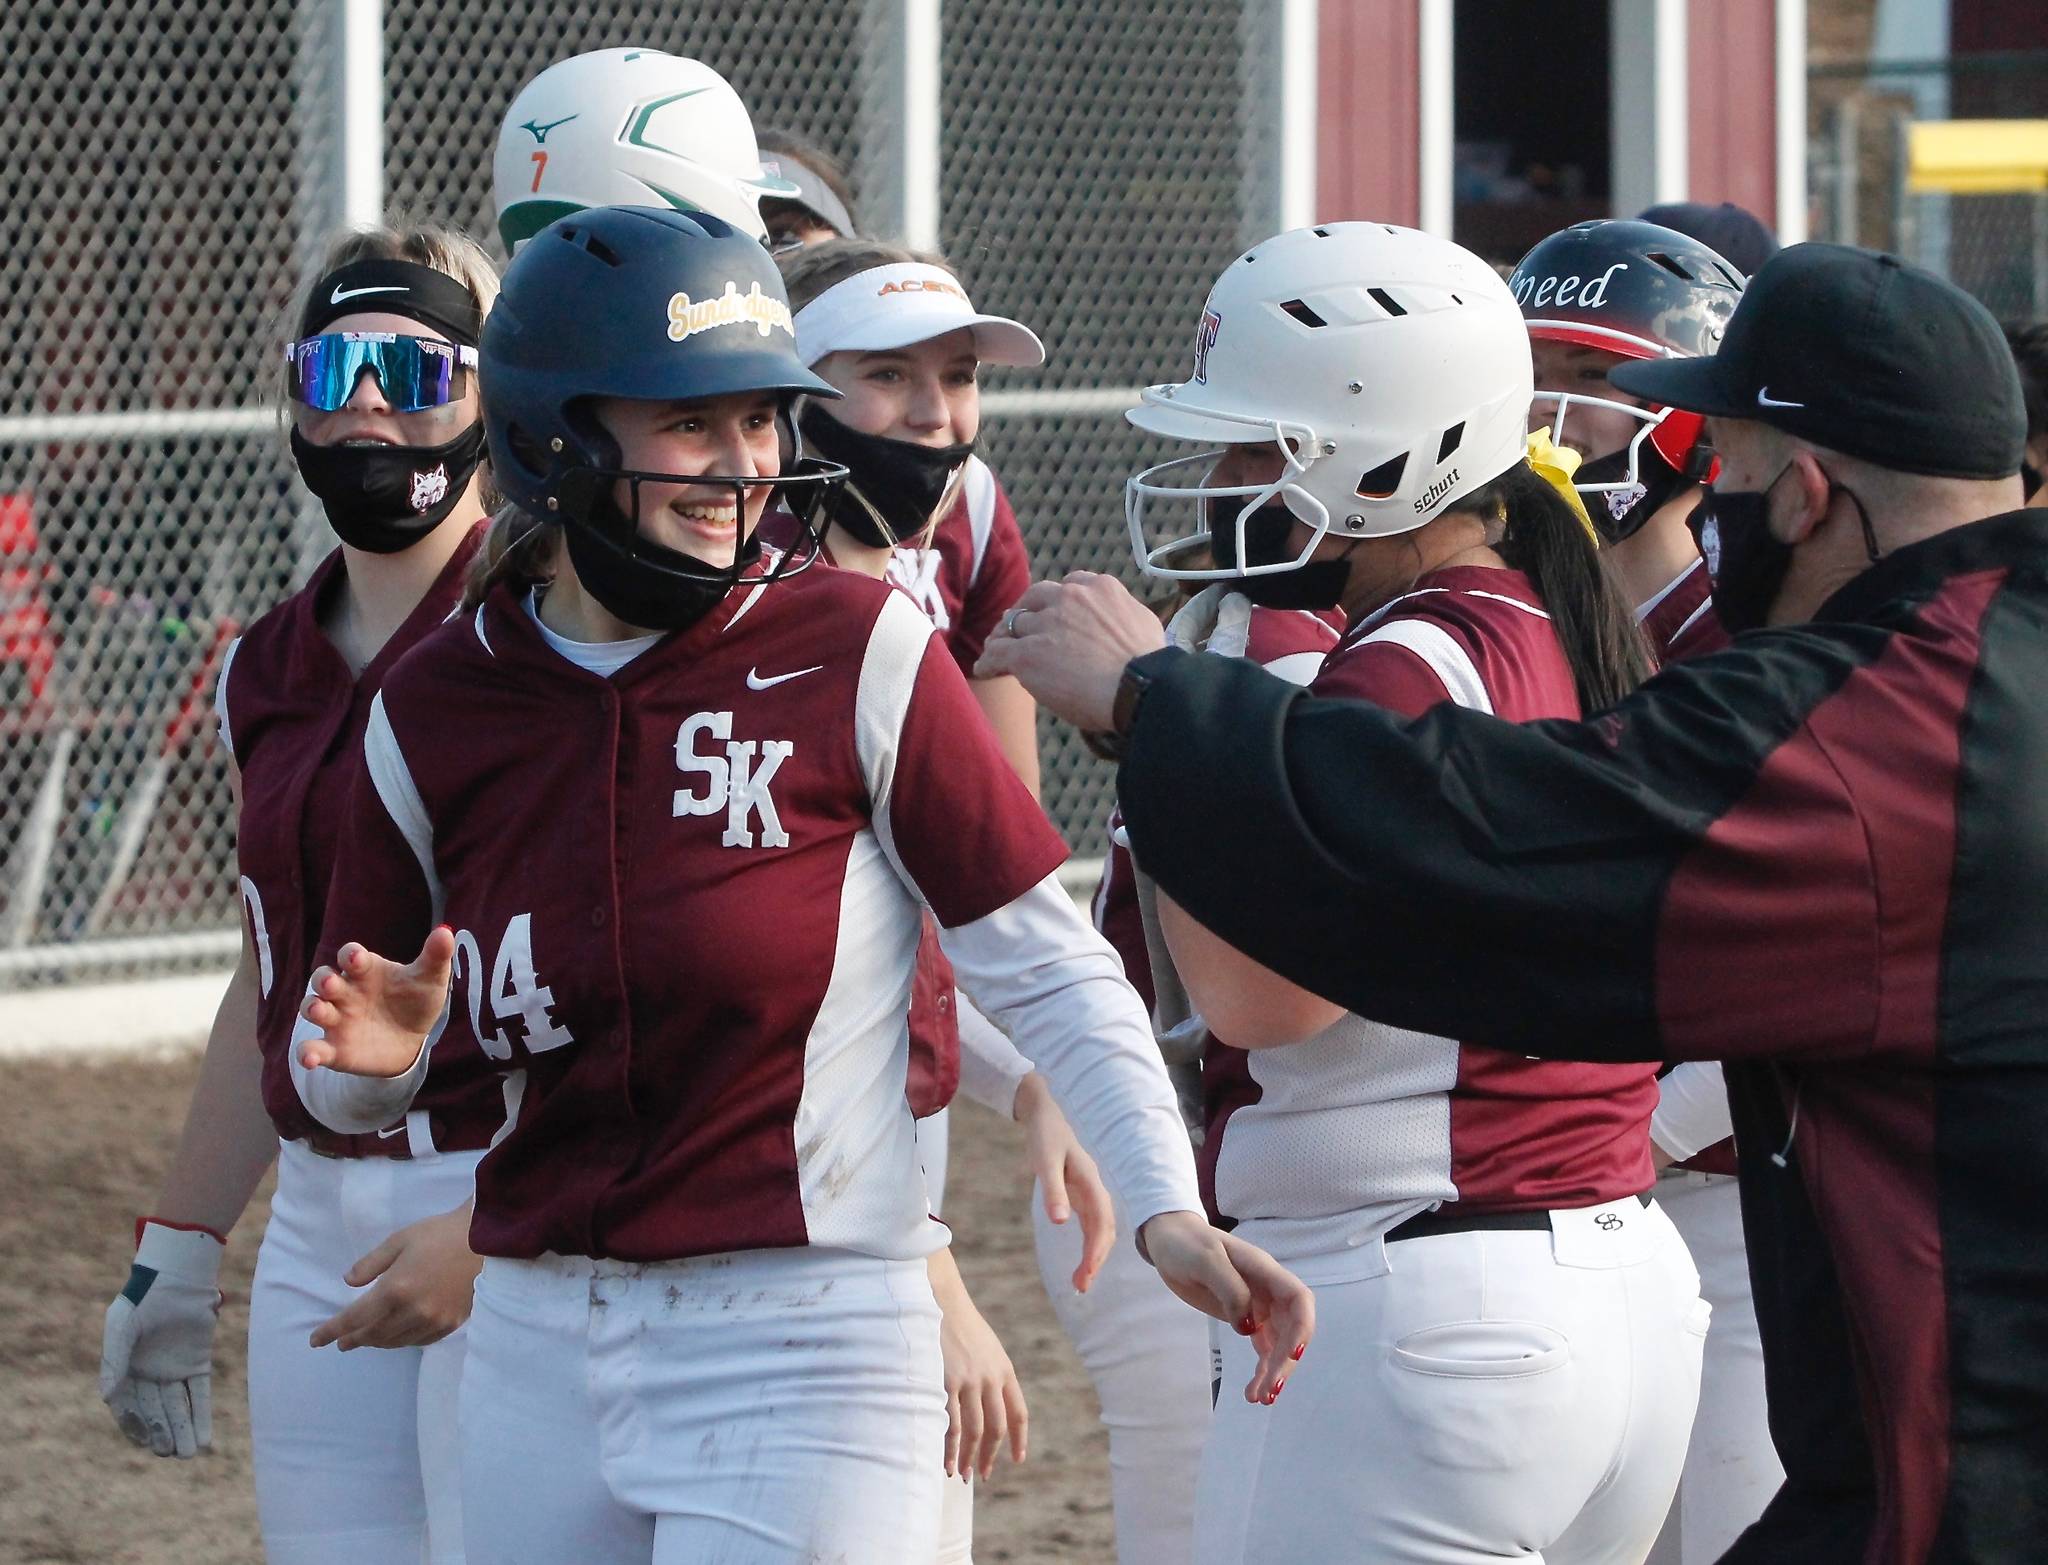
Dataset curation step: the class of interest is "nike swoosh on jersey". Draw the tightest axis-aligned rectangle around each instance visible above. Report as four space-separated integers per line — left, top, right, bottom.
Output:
746 664 824 690
331 284 409 304
1755 387 1806 409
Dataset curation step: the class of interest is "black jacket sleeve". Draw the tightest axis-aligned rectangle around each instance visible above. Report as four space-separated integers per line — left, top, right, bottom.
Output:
1115 636 1876 1064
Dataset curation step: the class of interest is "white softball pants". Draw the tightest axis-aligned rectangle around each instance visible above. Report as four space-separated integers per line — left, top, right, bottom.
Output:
1197 1196 1707 1565
247 1137 482 1565
458 1245 947 1565
1031 1179 1212 1564
1644 1172 1781 1565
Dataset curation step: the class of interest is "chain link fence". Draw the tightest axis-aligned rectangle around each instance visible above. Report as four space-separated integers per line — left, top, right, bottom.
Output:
1 0 1270 987
1808 52 2048 320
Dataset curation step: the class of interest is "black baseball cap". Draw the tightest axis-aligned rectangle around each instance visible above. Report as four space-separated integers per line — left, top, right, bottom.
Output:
1636 200 1780 277
1610 242 2026 480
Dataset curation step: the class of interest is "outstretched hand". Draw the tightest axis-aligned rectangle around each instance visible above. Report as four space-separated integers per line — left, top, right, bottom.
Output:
1138 1210 1314 1405
297 927 455 1079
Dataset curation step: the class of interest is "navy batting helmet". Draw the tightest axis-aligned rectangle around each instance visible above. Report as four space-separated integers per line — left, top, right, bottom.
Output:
481 205 844 627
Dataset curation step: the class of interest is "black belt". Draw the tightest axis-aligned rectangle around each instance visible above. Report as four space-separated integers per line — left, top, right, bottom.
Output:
1384 1192 1651 1245
301 1111 497 1162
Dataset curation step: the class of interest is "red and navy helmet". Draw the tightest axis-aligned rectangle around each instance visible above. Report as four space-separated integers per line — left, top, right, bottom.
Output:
1509 219 1745 475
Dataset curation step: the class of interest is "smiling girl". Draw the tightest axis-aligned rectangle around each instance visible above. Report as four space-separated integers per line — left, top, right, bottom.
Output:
288 207 1309 1565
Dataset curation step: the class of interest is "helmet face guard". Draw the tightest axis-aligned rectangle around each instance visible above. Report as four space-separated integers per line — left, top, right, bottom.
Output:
550 455 846 630
1125 398 1336 581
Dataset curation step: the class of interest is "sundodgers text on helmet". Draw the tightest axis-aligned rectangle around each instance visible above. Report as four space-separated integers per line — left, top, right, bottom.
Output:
493 49 798 249
1126 223 1534 582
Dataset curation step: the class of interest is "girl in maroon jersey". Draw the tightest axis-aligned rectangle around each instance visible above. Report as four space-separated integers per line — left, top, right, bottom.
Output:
290 207 1310 1565
992 222 1703 1565
770 238 1114 1557
96 223 502 1565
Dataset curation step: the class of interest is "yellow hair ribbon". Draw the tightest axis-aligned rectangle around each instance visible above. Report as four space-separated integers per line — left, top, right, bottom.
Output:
1524 428 1603 548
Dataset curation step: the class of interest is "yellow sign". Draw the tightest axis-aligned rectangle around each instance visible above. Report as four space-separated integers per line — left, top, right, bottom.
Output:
1907 120 2048 195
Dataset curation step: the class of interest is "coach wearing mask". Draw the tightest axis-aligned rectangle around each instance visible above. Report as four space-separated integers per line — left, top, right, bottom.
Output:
981 244 2044 1565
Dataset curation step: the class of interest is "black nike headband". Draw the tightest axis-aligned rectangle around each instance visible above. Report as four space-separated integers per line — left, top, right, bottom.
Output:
298 258 485 347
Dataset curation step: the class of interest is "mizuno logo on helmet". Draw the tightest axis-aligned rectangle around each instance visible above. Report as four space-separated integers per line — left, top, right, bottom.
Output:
520 114 578 144
666 281 794 343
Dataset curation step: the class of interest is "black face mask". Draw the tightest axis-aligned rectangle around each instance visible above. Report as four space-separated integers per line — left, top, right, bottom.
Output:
2023 459 2043 501
1574 440 1699 544
1205 499 1351 610
1695 463 1799 634
797 404 972 549
290 423 485 554
558 476 764 636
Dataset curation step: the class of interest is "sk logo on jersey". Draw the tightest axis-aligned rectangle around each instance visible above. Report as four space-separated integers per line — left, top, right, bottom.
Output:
886 548 950 630
674 710 794 848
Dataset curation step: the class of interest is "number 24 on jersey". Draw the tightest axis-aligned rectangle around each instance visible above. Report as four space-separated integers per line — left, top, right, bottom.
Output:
451 913 575 1061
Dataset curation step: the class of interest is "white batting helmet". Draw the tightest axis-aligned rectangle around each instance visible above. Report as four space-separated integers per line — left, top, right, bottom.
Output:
492 49 797 250
1126 222 1534 581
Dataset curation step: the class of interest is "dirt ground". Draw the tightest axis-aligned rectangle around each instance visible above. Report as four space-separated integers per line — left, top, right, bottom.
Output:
0 1054 1114 1564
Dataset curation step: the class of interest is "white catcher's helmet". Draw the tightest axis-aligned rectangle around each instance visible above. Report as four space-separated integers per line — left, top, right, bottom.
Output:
1127 223 1535 581
493 49 798 250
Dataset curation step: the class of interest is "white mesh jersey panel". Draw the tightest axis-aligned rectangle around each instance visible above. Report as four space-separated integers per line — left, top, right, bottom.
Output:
1216 1014 1460 1263
792 587 946 1256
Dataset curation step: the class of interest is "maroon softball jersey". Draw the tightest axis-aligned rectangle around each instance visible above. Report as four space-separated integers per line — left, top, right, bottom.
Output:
883 455 1032 677
1201 566 1658 1263
216 533 503 1149
1639 554 1730 662
760 456 1034 1115
315 566 1068 1262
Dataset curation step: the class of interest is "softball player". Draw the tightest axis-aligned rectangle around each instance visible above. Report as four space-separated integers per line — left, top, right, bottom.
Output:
1113 223 1706 1565
1050 589 1340 1564
97 223 500 1565
289 207 1310 1565
773 237 1108 1561
1512 219 1783 1565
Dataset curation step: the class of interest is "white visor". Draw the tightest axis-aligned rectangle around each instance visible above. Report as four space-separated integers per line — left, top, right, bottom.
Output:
793 262 1046 368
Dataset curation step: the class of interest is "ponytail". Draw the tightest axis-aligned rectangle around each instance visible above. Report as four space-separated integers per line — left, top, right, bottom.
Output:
1473 462 1655 712
460 504 560 613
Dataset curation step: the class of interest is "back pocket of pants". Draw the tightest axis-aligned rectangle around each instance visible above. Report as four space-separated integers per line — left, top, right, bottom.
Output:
1392 1319 1570 1380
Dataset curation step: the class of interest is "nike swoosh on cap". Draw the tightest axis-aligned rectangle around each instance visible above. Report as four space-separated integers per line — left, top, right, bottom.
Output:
1756 387 1806 410
332 284 409 304
746 665 823 690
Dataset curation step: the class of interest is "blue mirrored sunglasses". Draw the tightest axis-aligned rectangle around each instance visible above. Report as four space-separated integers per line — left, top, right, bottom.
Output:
284 332 478 414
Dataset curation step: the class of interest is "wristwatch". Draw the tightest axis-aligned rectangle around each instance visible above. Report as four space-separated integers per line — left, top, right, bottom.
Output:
1082 656 1162 762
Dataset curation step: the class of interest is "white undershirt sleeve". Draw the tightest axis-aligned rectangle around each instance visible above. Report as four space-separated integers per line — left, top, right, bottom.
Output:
955 992 1034 1119
289 1007 436 1133
1650 1060 1736 1162
938 873 1204 1230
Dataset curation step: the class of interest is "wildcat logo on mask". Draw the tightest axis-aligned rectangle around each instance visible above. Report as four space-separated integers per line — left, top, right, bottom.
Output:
410 463 451 514
1604 482 1647 523
1192 307 1222 385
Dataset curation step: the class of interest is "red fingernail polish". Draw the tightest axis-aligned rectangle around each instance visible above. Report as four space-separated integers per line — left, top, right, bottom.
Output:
1291 1343 1306 1361
1236 1314 1255 1336
1263 1386 1277 1405
1274 1378 1287 1399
